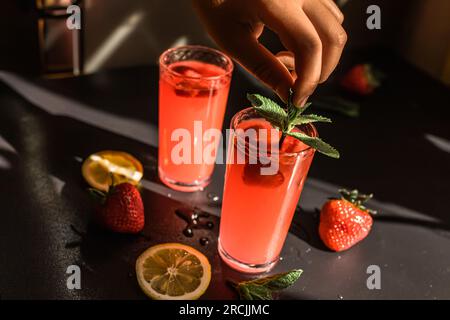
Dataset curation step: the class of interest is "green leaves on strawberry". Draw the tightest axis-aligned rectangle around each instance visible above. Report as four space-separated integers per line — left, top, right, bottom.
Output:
339 189 377 215
89 182 145 234
247 91 340 158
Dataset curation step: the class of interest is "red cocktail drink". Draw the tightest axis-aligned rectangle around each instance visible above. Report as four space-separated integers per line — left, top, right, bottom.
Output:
219 108 317 273
159 46 233 192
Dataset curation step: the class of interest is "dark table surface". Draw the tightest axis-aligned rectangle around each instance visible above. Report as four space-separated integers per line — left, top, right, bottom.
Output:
0 50 449 300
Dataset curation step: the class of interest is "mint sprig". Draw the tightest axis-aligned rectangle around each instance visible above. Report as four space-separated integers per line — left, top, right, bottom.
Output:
247 91 340 158
247 94 287 129
232 269 303 300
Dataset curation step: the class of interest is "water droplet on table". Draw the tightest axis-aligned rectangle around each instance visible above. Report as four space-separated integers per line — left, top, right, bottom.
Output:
338 295 344 300
175 207 215 238
207 192 220 202
200 237 209 246
183 228 194 237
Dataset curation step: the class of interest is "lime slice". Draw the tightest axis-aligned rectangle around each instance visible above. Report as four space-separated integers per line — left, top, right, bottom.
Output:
81 150 143 192
136 243 211 300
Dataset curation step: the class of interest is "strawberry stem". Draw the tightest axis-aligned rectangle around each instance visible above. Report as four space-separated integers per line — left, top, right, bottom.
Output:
339 189 377 214
279 89 295 150
87 188 107 204
109 172 116 189
279 134 286 150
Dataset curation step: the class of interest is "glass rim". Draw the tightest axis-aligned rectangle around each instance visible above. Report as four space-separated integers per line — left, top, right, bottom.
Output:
230 107 318 157
159 45 234 81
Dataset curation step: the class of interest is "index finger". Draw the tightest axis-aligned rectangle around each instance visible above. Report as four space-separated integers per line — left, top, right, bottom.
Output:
260 3 322 106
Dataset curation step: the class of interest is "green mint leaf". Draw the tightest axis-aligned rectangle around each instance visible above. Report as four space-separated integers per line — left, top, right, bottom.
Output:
288 106 301 123
286 131 340 158
247 93 287 129
235 269 302 300
253 269 303 290
292 114 332 125
237 284 273 300
298 102 312 115
238 285 253 300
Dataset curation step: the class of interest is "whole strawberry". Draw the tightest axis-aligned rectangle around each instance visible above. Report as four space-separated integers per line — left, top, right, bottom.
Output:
319 189 376 252
90 182 144 234
340 64 380 95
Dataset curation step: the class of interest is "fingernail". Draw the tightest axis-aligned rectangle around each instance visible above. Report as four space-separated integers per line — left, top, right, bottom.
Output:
275 86 289 103
299 96 310 107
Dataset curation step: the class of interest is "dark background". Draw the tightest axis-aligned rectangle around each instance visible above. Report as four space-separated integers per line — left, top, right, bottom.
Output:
1 0 449 85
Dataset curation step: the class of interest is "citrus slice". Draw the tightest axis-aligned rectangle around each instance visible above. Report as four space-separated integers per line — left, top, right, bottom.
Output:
136 243 211 300
81 150 143 192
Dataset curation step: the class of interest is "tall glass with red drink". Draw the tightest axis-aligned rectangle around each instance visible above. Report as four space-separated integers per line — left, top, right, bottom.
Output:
159 45 233 192
219 108 317 273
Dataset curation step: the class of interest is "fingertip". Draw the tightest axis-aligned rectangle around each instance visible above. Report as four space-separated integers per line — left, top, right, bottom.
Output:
302 96 311 107
274 84 290 103
295 96 310 108
293 80 316 107
292 92 305 107
233 40 294 103
319 74 329 84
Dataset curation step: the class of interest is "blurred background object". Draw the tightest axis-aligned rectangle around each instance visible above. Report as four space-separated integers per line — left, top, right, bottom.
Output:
36 0 83 77
0 0 448 85
398 0 450 85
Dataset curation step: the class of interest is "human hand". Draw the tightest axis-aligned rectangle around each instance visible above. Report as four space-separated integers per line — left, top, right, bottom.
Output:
192 0 346 106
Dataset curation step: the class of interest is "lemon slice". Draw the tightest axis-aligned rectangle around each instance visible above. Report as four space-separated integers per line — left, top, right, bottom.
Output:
81 150 143 192
136 243 211 300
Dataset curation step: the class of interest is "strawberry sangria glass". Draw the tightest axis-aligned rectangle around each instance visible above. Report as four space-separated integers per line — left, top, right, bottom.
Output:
219 108 317 273
158 45 233 192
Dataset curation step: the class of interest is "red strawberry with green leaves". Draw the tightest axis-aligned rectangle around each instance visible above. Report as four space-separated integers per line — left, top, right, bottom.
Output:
319 189 376 252
340 64 381 95
90 182 144 234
